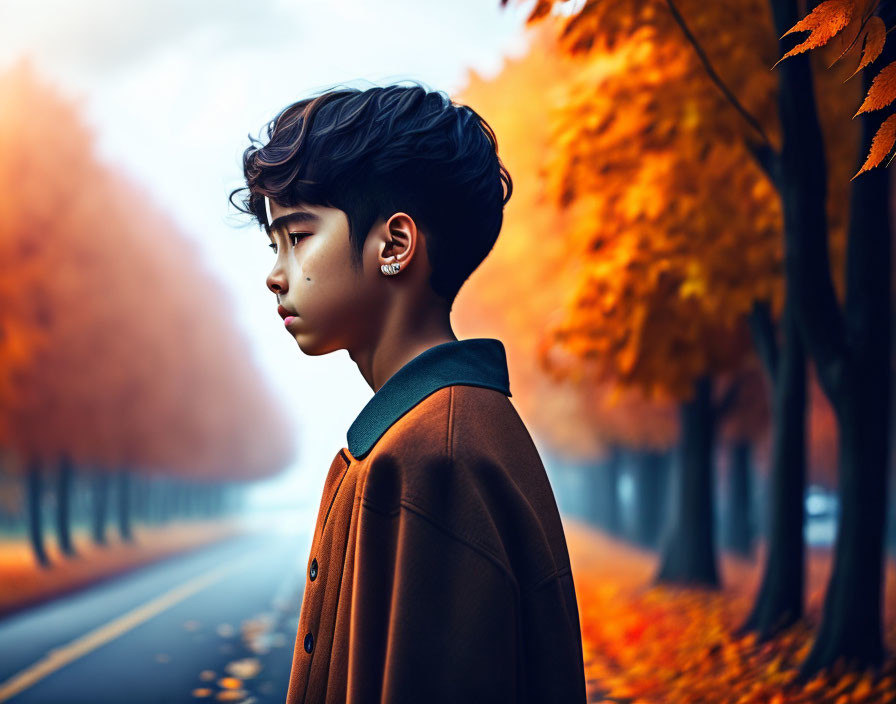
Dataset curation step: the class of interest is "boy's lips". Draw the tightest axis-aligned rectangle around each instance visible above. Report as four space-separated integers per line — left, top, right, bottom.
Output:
277 304 299 319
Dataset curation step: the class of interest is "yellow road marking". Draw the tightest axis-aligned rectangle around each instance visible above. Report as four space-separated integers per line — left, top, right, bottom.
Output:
0 555 252 702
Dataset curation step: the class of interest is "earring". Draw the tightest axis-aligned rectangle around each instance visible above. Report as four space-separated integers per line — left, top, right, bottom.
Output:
381 262 400 275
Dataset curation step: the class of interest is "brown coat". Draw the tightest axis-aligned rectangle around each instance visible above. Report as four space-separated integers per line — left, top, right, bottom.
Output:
285 338 587 703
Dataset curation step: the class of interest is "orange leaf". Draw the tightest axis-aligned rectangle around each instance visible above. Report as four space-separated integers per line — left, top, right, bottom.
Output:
773 0 854 68
845 15 887 79
826 11 873 68
854 58 896 115
851 112 896 179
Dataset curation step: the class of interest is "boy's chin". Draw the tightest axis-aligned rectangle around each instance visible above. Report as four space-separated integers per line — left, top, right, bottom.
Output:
293 333 336 357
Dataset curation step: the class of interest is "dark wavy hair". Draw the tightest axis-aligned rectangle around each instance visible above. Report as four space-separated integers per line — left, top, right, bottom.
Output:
229 81 513 306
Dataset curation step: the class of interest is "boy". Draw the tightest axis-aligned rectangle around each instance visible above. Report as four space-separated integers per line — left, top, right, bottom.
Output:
230 83 587 703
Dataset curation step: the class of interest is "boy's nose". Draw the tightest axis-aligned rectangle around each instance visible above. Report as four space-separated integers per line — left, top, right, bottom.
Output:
267 270 287 295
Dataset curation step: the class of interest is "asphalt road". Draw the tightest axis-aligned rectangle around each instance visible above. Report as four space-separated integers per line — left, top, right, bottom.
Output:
0 524 311 704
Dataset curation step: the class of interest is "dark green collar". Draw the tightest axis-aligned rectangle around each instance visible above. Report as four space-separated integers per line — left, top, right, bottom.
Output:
346 337 512 459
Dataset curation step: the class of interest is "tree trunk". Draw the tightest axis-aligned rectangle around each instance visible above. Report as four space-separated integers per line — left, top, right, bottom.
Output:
770 0 892 680
55 454 77 557
147 479 159 524
92 472 109 545
26 457 50 568
800 369 888 675
595 445 622 534
117 470 133 542
173 482 181 519
134 475 149 523
725 440 755 557
654 374 719 586
185 483 195 519
888 465 896 557
633 449 669 550
805 113 891 669
160 480 172 523
738 295 807 641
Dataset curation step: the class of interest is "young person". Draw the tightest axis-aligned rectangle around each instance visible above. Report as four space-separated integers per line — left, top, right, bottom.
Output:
230 82 587 704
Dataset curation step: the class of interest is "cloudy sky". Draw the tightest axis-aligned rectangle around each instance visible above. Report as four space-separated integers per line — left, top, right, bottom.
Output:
0 0 542 510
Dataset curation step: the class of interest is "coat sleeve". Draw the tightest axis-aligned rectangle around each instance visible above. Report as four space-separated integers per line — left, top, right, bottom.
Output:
344 470 520 704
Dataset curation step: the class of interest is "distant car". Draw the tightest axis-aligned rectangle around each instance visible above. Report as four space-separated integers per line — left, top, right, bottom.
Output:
805 485 838 546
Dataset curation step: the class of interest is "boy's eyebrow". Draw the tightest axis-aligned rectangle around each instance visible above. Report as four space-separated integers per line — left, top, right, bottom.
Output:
265 210 322 235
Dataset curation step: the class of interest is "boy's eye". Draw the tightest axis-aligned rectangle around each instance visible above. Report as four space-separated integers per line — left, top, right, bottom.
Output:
268 232 311 253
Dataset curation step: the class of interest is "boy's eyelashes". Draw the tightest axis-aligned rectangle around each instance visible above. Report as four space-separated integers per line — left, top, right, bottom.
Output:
268 232 312 253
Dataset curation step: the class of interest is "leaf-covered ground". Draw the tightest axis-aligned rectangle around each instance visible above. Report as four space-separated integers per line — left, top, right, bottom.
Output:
0 519 247 618
563 519 896 704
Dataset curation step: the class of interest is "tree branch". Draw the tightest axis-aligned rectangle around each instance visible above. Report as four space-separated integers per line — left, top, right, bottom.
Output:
665 0 774 150
770 0 848 404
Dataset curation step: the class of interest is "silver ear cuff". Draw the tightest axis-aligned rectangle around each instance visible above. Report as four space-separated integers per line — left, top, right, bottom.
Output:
381 262 401 275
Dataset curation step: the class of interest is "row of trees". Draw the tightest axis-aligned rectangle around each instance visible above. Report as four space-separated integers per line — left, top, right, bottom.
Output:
550 354 853 551
0 62 298 567
0 450 247 567
451 0 894 682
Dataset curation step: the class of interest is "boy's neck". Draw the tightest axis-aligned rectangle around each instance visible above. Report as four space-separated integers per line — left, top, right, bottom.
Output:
350 311 457 393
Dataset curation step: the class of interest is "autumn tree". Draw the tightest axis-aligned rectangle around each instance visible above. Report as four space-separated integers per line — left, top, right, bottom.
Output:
452 24 681 544
498 0 786 591
0 61 297 566
497 0 881 681
763 0 893 678
502 0 889 680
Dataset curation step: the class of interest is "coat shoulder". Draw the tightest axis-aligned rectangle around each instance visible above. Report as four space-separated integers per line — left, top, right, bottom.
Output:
360 384 572 590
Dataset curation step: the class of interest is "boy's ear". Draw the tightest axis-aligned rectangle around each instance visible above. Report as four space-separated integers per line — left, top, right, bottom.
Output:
378 212 418 268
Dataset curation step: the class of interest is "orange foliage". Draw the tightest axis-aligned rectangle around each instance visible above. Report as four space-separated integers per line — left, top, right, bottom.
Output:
0 60 295 479
452 24 679 457
854 56 896 114
775 0 856 63
858 112 896 173
845 15 887 78
772 0 896 178
535 0 784 401
495 0 857 407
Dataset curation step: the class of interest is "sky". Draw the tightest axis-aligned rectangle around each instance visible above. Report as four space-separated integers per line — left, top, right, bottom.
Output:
0 0 541 511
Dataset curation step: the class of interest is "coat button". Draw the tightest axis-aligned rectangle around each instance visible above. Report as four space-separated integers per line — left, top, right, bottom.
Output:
304 632 314 653
310 558 318 581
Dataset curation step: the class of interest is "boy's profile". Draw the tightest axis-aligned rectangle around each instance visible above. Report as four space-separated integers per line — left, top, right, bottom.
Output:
230 82 587 704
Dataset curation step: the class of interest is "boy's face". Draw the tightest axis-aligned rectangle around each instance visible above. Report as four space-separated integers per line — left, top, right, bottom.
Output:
264 198 384 356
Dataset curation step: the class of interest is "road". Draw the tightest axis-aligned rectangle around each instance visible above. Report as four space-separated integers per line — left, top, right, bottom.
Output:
0 521 311 704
